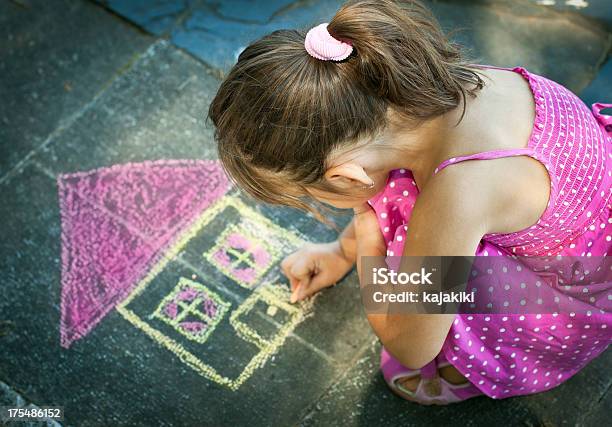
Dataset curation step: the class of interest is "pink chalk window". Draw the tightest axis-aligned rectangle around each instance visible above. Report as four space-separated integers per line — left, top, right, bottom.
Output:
206 224 274 288
153 277 230 343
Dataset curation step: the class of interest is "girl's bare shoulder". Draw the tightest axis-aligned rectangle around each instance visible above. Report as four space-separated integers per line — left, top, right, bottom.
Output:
422 67 551 235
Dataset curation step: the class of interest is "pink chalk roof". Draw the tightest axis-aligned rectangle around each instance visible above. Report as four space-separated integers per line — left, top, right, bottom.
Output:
57 160 230 348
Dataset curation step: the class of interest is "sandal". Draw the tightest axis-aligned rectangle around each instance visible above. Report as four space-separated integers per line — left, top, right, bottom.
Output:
380 347 483 405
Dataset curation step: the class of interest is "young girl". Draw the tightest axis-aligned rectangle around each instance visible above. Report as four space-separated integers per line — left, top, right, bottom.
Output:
208 0 611 404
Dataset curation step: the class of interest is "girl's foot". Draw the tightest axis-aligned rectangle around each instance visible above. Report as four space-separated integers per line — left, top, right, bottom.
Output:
395 364 470 393
380 347 484 405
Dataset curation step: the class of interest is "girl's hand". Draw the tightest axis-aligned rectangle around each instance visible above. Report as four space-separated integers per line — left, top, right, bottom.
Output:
281 241 354 303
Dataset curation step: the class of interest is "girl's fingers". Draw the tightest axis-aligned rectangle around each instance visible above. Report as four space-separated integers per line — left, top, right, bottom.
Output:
291 276 314 303
289 256 316 281
282 245 344 303
281 253 305 292
289 256 315 303
289 272 319 303
280 252 298 278
290 282 302 303
292 276 318 302
288 276 300 292
292 269 335 302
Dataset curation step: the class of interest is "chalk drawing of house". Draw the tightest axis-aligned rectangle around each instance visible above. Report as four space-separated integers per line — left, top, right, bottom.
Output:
116 195 314 390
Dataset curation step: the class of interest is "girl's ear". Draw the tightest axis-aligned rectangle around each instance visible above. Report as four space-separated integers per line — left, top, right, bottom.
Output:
324 162 374 187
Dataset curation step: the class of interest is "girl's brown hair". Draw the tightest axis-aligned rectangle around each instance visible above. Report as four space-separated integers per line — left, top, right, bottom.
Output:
208 0 485 215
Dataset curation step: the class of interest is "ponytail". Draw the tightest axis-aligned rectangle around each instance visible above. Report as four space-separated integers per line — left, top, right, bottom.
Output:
328 0 483 123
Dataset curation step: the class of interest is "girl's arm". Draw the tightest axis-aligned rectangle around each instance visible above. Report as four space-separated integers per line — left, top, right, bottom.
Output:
337 218 357 263
355 159 535 369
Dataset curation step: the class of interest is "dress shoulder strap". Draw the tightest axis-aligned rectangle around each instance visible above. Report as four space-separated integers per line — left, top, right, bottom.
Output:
433 148 535 176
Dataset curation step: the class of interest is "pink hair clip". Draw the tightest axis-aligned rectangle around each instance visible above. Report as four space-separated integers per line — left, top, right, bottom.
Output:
304 23 353 61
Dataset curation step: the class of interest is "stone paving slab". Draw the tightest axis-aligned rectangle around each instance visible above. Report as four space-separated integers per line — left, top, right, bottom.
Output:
301 340 612 426
0 0 152 180
203 0 297 24
97 0 198 35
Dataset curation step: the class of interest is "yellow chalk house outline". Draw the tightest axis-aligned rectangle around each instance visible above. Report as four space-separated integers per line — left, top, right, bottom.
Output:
117 195 312 390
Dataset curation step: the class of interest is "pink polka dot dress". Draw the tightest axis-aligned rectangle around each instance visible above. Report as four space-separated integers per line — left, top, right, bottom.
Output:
367 65 612 399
